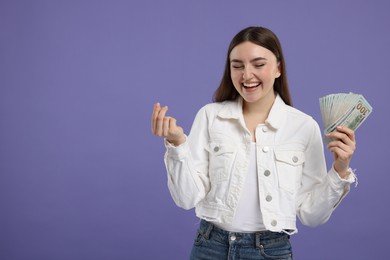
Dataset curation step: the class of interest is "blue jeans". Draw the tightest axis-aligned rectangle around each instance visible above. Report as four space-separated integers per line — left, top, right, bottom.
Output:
190 220 293 260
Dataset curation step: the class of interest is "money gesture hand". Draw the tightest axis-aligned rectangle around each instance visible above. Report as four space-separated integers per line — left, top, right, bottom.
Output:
151 103 186 146
326 126 356 179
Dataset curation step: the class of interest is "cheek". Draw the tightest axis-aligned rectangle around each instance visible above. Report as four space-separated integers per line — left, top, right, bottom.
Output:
230 75 242 90
261 68 278 81
230 71 242 83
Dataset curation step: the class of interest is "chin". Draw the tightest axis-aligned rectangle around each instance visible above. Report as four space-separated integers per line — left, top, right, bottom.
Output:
242 96 262 103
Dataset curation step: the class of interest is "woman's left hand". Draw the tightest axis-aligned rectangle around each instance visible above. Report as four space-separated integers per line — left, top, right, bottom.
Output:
327 126 356 179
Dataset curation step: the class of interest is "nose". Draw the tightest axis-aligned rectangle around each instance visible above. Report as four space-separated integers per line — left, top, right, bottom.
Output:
242 67 253 80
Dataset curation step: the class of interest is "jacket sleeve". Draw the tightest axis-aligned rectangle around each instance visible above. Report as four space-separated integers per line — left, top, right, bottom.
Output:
163 106 210 210
296 118 356 227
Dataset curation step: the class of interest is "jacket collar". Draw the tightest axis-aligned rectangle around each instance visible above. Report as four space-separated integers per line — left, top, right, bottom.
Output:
217 94 287 130
265 95 287 130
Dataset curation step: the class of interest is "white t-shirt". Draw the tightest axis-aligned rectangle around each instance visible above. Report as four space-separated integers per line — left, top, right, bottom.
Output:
213 142 266 232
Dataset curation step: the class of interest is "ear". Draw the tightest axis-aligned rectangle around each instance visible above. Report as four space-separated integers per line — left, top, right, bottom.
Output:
275 62 281 78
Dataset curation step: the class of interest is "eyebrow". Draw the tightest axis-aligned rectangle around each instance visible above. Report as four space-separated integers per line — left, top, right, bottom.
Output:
230 57 268 63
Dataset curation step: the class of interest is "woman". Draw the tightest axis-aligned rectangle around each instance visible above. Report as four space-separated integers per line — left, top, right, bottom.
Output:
152 26 356 260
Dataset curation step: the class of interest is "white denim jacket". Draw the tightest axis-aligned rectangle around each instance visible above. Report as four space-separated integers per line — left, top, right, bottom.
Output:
164 95 355 234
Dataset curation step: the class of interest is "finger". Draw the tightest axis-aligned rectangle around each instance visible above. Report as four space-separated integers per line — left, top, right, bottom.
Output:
163 116 171 137
336 126 356 142
155 106 168 136
151 102 161 133
328 140 354 160
327 132 350 146
169 117 177 133
327 129 355 147
167 117 180 137
328 140 351 154
329 146 352 162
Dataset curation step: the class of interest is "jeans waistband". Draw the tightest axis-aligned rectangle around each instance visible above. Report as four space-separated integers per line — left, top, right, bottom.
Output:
199 219 289 246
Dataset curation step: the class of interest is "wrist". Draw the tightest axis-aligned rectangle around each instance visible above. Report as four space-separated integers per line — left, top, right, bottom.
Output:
167 135 186 146
338 170 351 180
334 164 350 179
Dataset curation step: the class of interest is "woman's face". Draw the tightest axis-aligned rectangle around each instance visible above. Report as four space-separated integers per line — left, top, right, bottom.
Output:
230 41 281 105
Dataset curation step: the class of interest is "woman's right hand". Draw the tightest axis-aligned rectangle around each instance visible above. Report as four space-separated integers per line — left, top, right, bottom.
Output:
151 103 186 146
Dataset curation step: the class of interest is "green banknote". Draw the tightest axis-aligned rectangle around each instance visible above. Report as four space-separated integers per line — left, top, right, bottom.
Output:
319 93 372 144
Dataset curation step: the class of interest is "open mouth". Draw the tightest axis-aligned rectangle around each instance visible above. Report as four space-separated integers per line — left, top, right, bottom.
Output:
242 82 261 89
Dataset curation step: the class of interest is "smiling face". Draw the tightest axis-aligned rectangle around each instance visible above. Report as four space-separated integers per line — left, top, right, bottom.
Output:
230 41 281 106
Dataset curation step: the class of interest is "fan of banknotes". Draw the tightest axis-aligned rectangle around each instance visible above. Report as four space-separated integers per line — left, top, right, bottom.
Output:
319 93 372 143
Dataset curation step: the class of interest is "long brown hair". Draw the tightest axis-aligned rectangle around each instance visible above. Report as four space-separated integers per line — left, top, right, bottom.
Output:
213 26 292 106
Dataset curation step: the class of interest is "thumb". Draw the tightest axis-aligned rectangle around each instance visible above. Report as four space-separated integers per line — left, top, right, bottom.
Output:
169 117 178 129
166 117 185 145
168 117 183 136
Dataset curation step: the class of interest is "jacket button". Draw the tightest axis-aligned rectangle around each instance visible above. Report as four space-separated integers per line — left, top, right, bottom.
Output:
214 146 220 152
266 195 272 202
262 146 269 153
264 170 271 177
262 127 268 132
292 156 298 163
271 220 277 226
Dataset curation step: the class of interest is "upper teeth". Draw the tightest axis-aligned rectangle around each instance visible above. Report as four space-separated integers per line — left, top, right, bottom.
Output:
243 83 259 87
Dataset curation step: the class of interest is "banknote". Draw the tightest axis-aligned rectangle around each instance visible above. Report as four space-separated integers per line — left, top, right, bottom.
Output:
319 93 372 143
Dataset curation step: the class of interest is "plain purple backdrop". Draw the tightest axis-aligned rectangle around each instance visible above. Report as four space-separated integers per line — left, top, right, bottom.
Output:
0 0 388 259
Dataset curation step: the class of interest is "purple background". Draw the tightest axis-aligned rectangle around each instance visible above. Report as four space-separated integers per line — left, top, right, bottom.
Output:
1 1 388 259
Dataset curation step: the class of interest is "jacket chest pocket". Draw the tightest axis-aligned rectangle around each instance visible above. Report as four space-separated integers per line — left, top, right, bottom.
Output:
274 150 305 194
208 142 237 183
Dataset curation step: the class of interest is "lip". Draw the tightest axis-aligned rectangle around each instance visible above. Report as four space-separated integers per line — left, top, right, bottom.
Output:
242 82 261 93
242 82 261 88
241 82 261 93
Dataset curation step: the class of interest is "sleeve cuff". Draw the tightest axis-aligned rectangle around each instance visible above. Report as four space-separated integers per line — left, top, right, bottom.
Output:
329 165 357 187
164 135 189 159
